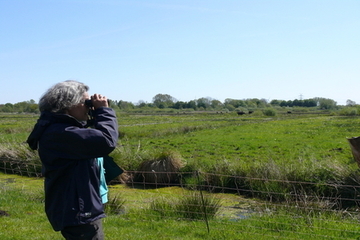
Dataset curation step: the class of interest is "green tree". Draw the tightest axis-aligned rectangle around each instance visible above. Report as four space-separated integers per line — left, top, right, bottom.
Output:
224 103 235 111
173 101 186 109
316 98 337 110
346 99 356 106
211 99 223 110
152 94 176 108
196 97 211 109
186 100 197 110
270 99 281 106
224 98 247 108
303 99 317 107
293 99 303 107
117 100 135 110
286 100 293 107
137 100 147 108
0 103 13 112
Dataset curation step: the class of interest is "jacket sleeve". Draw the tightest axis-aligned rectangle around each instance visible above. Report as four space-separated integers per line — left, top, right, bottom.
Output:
93 107 119 148
42 108 118 160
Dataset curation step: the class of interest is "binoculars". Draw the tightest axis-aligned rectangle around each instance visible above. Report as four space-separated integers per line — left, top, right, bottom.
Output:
84 99 111 108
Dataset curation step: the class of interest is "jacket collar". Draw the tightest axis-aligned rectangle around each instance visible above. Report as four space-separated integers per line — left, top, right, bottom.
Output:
27 111 86 150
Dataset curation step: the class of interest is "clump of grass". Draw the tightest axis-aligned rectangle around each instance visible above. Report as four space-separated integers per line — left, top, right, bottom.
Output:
134 150 185 185
263 108 277 116
111 139 151 170
179 125 202 134
152 125 203 137
177 192 221 220
0 141 38 160
105 193 126 215
150 192 221 220
0 141 41 177
149 196 176 217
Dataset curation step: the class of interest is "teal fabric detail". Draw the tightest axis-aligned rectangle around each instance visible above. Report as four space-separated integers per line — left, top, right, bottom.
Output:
97 157 108 204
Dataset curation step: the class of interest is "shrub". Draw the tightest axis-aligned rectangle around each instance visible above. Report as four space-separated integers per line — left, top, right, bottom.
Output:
339 107 358 116
263 108 277 116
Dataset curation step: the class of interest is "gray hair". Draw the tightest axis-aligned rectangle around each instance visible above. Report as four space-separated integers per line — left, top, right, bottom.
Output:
39 80 89 113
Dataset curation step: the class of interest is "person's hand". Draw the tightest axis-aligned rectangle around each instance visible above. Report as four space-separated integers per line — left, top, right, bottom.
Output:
91 94 109 109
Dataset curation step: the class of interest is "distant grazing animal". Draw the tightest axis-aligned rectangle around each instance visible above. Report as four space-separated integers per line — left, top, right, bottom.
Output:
237 111 246 115
0 210 9 216
287 111 292 114
248 111 254 114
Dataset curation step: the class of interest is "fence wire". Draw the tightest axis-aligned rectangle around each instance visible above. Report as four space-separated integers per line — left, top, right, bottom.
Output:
1 159 360 239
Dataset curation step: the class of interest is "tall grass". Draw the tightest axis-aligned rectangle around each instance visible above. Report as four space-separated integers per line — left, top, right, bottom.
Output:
0 140 41 177
149 192 221 220
105 193 126 215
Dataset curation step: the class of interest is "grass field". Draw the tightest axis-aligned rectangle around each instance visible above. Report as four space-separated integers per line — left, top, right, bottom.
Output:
2 172 360 240
1 112 360 195
116 113 360 186
117 113 359 166
1 112 360 238
1 112 360 181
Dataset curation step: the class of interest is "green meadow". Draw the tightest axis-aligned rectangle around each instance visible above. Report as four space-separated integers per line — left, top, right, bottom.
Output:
1 112 360 198
1 112 360 191
2 173 360 240
1 111 360 239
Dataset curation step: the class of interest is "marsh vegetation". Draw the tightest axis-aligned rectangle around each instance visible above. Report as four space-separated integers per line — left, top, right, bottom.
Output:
1 110 360 238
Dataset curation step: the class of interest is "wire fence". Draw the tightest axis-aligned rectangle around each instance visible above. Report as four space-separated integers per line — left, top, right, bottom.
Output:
1 159 360 239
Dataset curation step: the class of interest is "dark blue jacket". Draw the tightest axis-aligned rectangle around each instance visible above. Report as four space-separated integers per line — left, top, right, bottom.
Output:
27 107 118 231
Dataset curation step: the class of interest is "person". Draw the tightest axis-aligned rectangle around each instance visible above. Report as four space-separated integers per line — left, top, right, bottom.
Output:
27 80 119 239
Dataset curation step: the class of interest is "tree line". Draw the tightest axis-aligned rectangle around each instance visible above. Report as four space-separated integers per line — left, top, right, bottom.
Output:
0 94 354 114
116 94 341 111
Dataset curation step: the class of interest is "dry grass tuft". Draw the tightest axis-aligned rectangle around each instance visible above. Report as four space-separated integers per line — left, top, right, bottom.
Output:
134 150 185 185
0 142 41 177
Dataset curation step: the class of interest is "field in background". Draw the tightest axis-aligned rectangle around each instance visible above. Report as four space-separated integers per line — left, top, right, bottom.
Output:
118 112 360 175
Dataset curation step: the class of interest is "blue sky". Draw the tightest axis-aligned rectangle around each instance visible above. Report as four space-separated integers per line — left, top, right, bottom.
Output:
1 0 359 105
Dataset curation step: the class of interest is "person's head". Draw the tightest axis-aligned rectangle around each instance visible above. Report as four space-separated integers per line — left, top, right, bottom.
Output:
39 80 90 121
